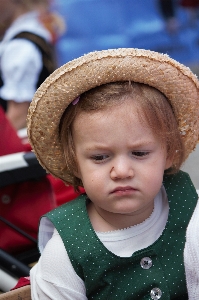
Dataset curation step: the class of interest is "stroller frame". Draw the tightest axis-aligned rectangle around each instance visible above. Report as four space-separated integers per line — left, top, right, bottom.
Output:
0 151 48 292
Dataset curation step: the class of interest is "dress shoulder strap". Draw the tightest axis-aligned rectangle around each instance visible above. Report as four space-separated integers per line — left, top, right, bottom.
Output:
13 31 57 77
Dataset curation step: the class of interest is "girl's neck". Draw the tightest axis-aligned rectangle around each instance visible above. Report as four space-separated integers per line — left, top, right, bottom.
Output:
87 201 155 232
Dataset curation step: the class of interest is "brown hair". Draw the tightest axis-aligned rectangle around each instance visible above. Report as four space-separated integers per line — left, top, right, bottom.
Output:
59 81 185 191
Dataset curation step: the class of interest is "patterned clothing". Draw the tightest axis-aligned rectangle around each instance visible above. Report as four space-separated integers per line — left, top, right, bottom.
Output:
44 171 197 299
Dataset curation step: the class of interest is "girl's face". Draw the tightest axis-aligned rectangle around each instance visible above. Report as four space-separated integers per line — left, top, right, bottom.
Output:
72 98 172 231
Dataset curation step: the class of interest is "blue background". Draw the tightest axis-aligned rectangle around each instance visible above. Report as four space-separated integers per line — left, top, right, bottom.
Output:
54 0 199 68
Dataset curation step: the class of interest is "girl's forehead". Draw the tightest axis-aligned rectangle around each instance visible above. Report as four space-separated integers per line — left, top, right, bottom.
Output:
72 106 162 152
73 101 149 135
74 97 143 124
72 99 167 149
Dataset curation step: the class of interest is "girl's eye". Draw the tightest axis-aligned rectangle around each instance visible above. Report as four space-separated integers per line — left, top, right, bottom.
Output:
132 151 149 157
91 154 109 161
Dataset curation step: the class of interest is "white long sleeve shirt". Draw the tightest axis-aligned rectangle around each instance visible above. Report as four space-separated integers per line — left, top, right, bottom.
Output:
184 192 199 300
0 11 51 103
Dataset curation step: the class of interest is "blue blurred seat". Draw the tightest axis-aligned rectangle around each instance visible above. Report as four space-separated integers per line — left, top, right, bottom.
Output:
54 0 199 67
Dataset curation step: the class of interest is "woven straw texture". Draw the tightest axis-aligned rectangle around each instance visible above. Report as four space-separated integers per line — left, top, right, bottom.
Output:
27 48 199 182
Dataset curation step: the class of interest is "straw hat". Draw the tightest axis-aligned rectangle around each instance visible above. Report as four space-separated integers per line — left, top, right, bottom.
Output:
27 48 199 182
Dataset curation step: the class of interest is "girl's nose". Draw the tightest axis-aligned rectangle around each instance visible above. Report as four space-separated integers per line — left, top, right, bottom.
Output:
110 158 134 180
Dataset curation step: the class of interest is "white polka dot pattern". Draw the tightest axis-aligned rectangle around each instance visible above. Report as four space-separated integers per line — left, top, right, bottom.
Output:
46 171 197 299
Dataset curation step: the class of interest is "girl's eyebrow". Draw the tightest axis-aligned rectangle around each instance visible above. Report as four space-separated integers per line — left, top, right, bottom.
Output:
85 145 110 151
85 140 155 151
129 141 155 148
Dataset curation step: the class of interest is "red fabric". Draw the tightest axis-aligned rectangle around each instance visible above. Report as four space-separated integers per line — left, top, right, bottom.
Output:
0 107 57 253
0 106 83 205
11 277 30 290
0 177 56 254
0 106 84 253
180 0 199 7
0 107 27 156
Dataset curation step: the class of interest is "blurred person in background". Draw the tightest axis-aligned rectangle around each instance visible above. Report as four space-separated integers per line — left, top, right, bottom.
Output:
180 0 199 26
0 0 65 130
158 0 180 34
158 0 199 33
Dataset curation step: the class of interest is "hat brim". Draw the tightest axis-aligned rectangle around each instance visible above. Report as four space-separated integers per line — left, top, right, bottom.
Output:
27 48 199 181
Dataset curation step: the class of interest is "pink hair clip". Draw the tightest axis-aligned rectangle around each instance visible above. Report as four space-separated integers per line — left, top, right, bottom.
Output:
72 96 80 105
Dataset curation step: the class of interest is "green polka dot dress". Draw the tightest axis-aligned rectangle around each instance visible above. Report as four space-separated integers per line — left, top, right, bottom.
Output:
45 171 197 299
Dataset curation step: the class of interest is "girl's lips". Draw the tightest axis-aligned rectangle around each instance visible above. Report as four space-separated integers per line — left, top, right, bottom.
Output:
111 186 137 194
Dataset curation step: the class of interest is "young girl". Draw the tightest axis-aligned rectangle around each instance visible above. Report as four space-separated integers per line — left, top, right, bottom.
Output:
27 48 199 299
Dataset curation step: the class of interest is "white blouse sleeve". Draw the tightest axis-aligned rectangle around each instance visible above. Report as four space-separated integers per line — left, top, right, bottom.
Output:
184 198 199 300
30 229 87 300
0 39 42 103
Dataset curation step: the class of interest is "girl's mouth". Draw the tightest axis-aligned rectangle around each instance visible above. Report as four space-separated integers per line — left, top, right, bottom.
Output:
111 186 137 195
